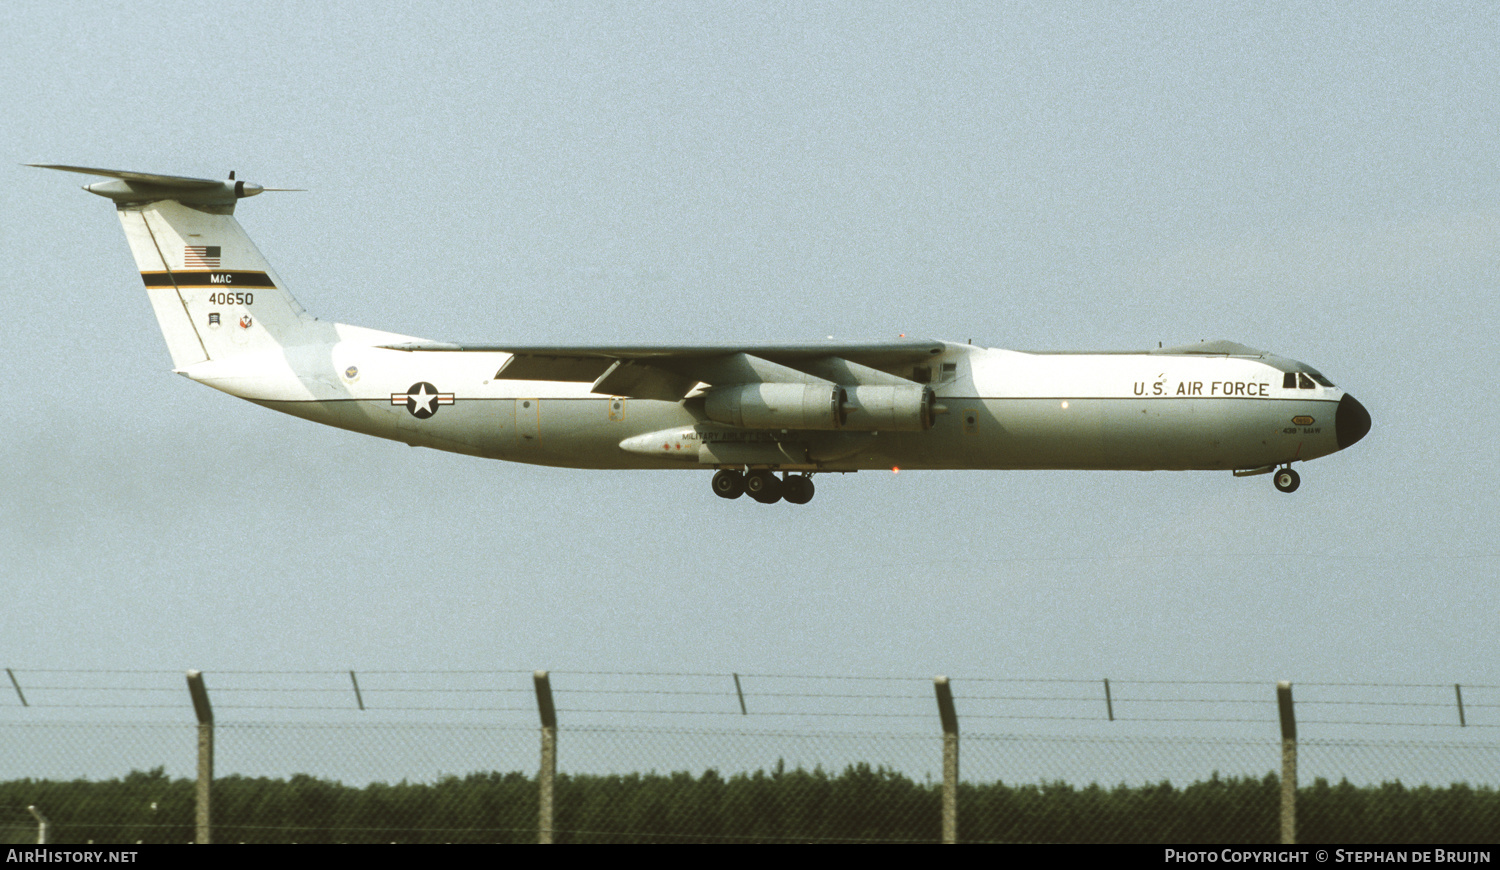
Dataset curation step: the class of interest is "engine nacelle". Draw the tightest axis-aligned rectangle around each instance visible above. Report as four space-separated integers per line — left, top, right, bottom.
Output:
841 385 938 431
703 383 845 430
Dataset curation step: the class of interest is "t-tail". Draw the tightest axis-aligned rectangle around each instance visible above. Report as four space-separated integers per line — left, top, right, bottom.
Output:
30 165 322 370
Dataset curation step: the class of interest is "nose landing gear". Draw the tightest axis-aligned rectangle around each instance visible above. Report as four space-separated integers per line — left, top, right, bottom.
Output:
1273 466 1301 494
711 469 816 505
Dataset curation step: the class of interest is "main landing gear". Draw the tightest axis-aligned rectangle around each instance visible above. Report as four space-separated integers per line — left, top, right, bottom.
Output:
1273 466 1301 494
712 469 816 505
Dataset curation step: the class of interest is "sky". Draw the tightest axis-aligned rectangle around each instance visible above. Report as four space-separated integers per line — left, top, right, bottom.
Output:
1 2 1497 743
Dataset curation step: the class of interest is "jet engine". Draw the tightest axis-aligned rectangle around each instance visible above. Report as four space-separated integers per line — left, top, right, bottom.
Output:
840 385 939 431
702 383 940 431
703 383 845 430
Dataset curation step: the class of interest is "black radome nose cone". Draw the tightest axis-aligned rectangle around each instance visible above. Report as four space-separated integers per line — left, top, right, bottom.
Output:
1337 394 1371 450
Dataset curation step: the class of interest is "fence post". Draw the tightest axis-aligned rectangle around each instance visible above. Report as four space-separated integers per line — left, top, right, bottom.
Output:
7 669 27 707
1277 681 1296 845
534 670 557 844
186 670 213 845
27 806 48 845
934 676 959 844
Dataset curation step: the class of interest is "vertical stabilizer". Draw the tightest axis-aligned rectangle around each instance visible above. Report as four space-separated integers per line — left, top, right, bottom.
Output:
121 200 316 368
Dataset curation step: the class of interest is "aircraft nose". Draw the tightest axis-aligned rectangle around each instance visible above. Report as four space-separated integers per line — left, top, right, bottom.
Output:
1336 393 1371 451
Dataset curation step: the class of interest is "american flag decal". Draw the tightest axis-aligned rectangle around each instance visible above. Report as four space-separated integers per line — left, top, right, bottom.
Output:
183 246 221 268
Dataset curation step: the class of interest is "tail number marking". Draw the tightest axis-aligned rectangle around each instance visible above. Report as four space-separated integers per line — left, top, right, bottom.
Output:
207 292 254 305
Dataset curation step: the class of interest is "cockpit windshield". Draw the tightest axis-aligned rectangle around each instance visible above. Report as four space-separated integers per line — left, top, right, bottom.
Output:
1283 372 1336 389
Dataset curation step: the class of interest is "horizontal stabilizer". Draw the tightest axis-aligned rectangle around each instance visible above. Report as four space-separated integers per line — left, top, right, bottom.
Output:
28 164 300 207
31 164 225 187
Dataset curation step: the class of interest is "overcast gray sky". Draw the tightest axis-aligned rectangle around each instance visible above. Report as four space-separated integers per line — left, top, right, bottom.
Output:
2 3 1496 710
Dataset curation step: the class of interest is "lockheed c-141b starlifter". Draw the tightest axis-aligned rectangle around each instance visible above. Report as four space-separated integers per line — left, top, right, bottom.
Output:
35 164 1371 505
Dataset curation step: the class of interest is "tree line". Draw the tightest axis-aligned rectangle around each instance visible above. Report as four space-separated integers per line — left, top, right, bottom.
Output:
1 764 1495 843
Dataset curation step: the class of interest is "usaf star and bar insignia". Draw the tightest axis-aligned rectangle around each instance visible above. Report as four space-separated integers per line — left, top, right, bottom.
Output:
392 382 455 418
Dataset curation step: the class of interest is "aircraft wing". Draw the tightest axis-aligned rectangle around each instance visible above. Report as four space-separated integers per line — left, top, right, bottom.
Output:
386 340 949 400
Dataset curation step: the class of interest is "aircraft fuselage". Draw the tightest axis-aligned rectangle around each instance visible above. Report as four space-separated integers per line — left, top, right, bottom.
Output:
206 340 1364 476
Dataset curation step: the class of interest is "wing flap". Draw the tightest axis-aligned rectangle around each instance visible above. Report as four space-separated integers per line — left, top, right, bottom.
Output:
496 353 614 382
591 360 700 402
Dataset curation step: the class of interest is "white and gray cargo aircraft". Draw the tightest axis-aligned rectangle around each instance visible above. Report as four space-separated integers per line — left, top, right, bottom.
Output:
37 165 1370 504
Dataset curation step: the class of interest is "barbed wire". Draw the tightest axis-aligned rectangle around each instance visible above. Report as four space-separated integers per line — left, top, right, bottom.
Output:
1 669 1493 731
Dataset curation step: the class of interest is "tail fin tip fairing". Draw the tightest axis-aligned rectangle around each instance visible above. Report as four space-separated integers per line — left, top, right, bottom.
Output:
27 164 302 209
